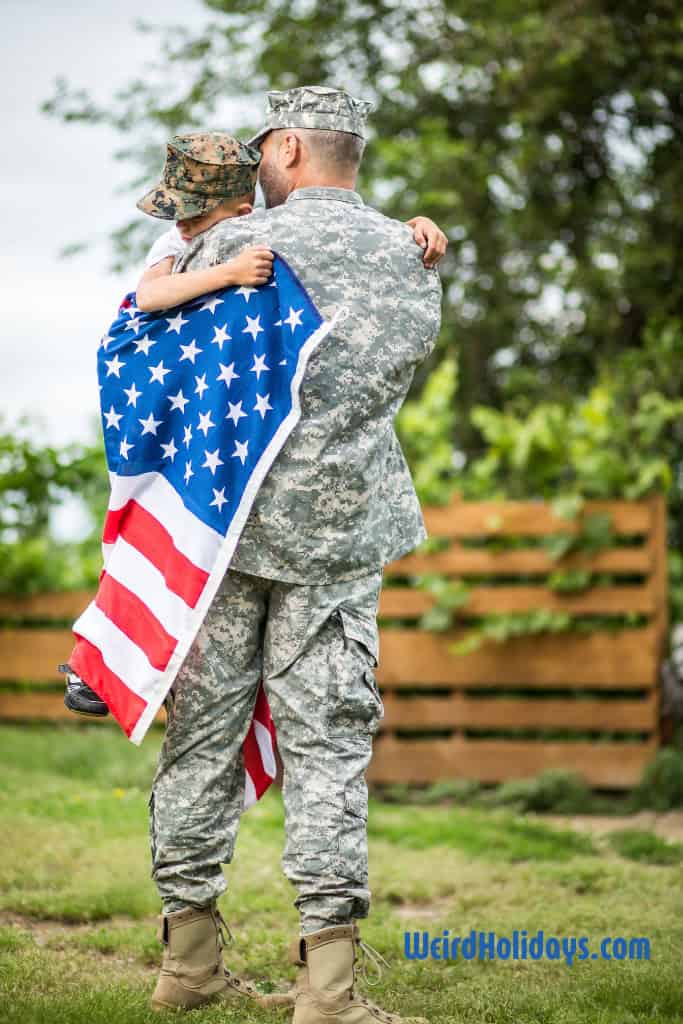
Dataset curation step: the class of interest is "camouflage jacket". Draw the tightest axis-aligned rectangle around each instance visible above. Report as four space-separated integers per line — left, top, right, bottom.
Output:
176 186 442 584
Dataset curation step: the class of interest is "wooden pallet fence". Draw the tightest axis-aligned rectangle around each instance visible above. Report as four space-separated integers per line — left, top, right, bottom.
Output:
368 494 668 789
0 496 668 788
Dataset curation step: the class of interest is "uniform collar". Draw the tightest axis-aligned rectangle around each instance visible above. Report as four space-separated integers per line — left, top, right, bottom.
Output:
285 186 364 206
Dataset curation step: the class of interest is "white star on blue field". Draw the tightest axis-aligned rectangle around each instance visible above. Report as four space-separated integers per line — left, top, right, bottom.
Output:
98 257 321 534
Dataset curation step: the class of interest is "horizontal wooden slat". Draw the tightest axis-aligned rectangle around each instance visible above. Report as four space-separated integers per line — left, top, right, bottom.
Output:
0 631 663 707
0 590 92 621
377 627 658 687
368 737 659 788
381 693 658 731
1 626 659 688
386 547 652 577
379 584 655 618
0 629 76 682
0 688 656 742
15 577 656 621
10 690 655 732
0 690 165 724
422 500 652 538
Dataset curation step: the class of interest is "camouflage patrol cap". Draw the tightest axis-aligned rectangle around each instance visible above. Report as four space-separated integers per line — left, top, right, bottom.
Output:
136 132 261 221
247 86 373 148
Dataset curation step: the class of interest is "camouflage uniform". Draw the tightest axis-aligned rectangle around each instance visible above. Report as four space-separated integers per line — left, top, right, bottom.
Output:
150 87 442 933
151 566 383 931
136 132 261 221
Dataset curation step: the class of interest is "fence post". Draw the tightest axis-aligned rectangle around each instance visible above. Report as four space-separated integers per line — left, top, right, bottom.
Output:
651 492 670 744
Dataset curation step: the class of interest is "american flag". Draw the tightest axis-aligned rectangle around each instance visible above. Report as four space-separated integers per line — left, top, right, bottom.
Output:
69 254 342 808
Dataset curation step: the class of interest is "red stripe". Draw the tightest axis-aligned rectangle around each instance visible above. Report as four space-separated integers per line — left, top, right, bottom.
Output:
95 573 176 671
254 684 276 742
103 500 207 607
242 725 272 799
242 684 276 800
70 636 147 738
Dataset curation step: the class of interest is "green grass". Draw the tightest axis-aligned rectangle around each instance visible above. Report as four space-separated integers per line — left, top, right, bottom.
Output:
0 724 682 1023
606 829 683 866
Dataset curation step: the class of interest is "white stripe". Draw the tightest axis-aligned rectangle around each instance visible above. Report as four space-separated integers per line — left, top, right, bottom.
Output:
243 771 257 810
129 309 343 747
72 602 158 702
104 537 190 639
102 541 114 568
254 718 277 779
108 471 222 572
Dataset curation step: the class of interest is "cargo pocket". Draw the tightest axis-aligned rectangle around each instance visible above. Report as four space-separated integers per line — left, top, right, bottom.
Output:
328 607 384 736
336 779 369 883
338 606 380 668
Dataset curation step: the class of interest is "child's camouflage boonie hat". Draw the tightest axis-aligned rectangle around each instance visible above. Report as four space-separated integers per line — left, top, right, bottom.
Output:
247 85 373 148
136 132 261 221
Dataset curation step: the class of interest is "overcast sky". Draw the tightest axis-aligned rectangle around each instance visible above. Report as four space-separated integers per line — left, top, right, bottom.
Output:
0 0 255 449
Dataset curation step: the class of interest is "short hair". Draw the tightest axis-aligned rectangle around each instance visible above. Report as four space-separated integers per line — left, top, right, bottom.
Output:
219 190 256 208
274 128 365 173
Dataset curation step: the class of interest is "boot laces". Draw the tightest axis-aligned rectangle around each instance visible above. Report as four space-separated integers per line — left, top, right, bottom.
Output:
214 908 235 949
356 936 390 987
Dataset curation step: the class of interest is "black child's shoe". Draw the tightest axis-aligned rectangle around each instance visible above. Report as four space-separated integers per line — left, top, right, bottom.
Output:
58 664 109 717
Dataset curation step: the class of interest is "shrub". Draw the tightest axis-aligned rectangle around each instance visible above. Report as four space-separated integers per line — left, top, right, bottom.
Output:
631 748 683 811
478 770 595 814
607 828 683 865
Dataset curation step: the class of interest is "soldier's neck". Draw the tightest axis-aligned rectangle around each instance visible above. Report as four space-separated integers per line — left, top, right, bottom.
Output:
287 171 358 194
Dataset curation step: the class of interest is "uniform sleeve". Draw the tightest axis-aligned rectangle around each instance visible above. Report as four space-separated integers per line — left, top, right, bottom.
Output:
176 212 270 273
144 226 186 269
421 269 443 359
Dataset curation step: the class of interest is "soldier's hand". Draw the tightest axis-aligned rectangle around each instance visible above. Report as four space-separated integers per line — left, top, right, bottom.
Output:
406 216 448 269
224 245 275 287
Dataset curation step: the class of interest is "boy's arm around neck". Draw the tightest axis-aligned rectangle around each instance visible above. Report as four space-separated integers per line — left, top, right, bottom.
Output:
136 244 275 311
176 209 270 275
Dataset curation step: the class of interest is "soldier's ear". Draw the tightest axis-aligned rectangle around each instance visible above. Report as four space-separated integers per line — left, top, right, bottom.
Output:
281 131 302 168
235 202 253 217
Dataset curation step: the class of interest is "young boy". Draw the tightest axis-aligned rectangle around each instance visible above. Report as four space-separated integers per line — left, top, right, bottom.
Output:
60 130 448 717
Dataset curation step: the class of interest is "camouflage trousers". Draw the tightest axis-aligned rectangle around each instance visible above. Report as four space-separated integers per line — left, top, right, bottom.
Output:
149 566 384 933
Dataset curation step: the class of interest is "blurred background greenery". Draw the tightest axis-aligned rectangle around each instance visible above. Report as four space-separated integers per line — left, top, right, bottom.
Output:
3 1 682 622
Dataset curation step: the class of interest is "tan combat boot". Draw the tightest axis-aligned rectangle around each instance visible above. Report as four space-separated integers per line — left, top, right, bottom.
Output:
290 923 427 1024
151 904 295 1012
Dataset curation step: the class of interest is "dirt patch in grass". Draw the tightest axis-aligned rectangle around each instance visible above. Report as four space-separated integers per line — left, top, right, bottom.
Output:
0 911 158 935
0 912 158 975
532 810 683 842
393 898 454 920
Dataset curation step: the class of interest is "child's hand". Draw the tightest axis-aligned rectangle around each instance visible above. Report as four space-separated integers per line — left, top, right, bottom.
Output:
406 216 448 269
224 245 275 287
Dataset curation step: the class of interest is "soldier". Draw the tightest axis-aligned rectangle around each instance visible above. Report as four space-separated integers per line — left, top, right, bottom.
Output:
58 130 441 722
149 86 444 1023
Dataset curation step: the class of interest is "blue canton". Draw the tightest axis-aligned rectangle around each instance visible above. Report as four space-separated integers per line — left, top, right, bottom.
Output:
98 255 325 534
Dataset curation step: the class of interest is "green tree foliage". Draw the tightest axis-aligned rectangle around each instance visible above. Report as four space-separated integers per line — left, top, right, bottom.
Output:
394 341 683 626
396 307 683 574
0 422 107 594
396 357 459 505
38 3 682 619
43 1 683 443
